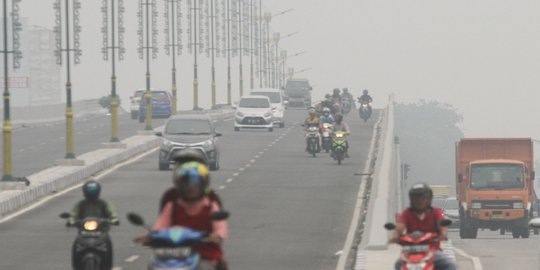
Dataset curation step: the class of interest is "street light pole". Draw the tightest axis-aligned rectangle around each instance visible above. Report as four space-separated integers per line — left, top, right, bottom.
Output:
102 0 125 143
257 0 262 88
238 0 244 97
210 0 216 108
164 0 180 114
249 0 254 90
138 0 158 130
2 0 21 180
192 0 199 109
264 12 270 87
272 32 279 88
226 0 231 104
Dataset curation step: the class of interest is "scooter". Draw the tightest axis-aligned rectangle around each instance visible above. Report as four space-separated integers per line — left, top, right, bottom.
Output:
60 212 116 270
306 126 321 157
359 102 372 122
127 211 229 270
320 123 333 153
331 131 347 165
341 97 352 115
384 220 452 270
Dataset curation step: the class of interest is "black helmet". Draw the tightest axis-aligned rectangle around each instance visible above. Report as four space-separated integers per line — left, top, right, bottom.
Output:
408 182 433 199
342 88 349 93
333 88 340 95
363 89 369 95
334 113 343 123
171 148 208 166
82 180 101 200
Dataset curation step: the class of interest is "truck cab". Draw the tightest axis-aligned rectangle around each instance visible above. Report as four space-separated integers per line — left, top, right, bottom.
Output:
283 78 312 108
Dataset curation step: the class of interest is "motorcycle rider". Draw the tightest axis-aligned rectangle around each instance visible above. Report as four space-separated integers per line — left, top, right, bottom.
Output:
68 180 119 270
319 107 335 126
358 89 372 104
304 108 321 152
159 148 223 212
332 114 350 158
342 88 354 103
321 94 336 115
390 183 456 270
144 161 229 270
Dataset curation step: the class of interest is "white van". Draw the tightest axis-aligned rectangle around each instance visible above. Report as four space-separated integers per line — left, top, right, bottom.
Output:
250 88 285 128
234 95 274 132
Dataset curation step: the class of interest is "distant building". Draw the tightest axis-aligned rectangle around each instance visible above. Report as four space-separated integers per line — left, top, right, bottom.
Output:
0 20 61 107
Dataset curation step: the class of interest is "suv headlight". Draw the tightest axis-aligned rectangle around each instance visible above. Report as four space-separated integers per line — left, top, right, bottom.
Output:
513 202 524 209
471 202 482 209
264 112 272 118
236 111 245 117
202 140 214 149
162 139 172 149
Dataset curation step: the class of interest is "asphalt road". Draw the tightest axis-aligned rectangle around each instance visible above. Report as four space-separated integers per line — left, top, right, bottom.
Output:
0 109 379 269
0 112 166 177
449 227 540 269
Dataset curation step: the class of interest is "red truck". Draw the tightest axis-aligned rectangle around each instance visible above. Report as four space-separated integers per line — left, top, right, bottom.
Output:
456 138 536 239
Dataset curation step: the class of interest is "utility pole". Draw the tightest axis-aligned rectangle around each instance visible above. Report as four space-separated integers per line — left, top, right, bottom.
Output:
237 0 244 96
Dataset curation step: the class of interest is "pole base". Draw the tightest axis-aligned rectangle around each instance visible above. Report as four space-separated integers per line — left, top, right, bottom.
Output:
55 159 85 166
0 181 26 190
102 142 127 149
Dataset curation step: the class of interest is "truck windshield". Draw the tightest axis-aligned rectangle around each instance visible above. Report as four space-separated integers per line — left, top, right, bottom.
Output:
470 164 524 189
285 81 309 89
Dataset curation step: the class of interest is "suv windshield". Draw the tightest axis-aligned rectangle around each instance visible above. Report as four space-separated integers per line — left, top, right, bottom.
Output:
285 80 309 89
470 164 524 189
134 90 144 97
165 119 212 135
252 92 281 103
239 98 270 108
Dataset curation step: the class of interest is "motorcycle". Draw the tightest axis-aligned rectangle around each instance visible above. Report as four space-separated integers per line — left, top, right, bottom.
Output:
127 211 229 270
331 130 347 165
341 97 352 115
384 220 452 270
306 125 321 157
359 102 372 122
60 212 115 270
320 123 333 153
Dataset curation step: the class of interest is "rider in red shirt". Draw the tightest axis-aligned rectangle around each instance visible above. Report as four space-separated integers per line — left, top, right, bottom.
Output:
390 183 456 270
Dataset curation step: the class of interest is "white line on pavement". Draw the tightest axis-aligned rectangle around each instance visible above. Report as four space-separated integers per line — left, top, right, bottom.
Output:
125 255 140 263
0 147 160 224
258 152 264 155
233 173 239 177
264 148 268 151
218 185 226 190
246 164 251 168
453 247 483 270
239 167 245 171
250 159 255 163
254 155 260 159
226 178 233 183
112 267 122 270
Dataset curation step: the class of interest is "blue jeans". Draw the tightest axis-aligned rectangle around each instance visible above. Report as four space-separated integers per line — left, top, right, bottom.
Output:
395 250 456 270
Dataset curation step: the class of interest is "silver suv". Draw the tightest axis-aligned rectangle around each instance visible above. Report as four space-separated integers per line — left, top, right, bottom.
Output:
156 114 222 171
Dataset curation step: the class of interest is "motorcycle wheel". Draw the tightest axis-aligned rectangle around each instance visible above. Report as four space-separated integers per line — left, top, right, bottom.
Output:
83 259 96 270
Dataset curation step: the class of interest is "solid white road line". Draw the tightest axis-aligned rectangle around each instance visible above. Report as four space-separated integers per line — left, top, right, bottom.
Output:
218 185 226 190
226 178 233 183
453 247 483 270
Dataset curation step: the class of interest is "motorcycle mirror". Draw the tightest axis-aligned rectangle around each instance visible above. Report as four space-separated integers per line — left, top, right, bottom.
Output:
439 219 452 227
210 211 230 221
384 222 396 230
59 212 70 219
127 212 145 226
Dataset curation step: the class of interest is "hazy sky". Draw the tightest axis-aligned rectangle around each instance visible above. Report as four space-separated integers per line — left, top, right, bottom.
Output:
17 0 540 139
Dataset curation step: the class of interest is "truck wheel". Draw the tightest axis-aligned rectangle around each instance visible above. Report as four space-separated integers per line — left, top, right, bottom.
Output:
500 228 505 235
512 227 520 238
534 228 539 235
521 225 530 238
469 226 478 239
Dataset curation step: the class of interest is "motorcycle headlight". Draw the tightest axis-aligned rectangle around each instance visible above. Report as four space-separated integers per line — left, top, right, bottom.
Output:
513 202 524 209
83 220 99 231
471 202 482 209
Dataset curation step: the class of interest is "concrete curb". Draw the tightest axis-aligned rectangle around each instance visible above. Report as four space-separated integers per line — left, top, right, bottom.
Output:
0 110 234 218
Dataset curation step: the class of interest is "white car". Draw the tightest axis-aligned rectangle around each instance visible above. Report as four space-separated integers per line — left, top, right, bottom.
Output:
234 95 274 132
250 88 286 128
442 197 460 228
129 89 145 119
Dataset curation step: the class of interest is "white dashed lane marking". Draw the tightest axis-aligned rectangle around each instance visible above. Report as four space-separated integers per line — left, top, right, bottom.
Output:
125 255 139 263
